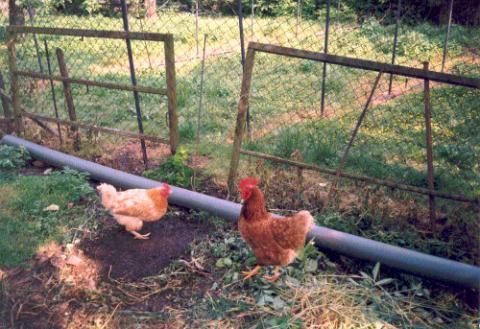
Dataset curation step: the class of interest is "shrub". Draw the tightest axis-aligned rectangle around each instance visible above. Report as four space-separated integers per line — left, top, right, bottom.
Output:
0 145 31 170
143 146 193 187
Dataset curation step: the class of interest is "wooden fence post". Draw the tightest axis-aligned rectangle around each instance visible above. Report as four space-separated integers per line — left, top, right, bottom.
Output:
423 61 436 232
44 40 63 146
164 35 178 155
56 48 81 151
227 47 256 195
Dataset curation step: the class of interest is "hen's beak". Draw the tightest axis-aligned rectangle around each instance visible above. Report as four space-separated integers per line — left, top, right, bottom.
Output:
240 199 245 205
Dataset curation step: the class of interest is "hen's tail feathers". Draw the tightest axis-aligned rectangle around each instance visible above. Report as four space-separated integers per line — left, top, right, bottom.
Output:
297 210 315 233
97 183 117 209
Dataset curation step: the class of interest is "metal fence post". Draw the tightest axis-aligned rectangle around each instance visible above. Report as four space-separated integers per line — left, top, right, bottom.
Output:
237 0 250 132
238 0 246 69
320 0 330 116
423 61 436 232
120 0 148 165
388 0 401 94
193 34 208 189
441 0 454 72
228 47 256 195
196 35 207 148
26 4 44 74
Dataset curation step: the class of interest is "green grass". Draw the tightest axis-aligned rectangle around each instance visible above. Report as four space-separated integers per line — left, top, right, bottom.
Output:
0 151 96 266
2 10 477 143
0 148 478 328
245 83 480 198
108 217 478 328
315 210 478 264
2 205 478 328
0 7 478 220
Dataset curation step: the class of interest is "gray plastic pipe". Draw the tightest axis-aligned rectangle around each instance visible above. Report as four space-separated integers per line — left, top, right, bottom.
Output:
2 134 479 290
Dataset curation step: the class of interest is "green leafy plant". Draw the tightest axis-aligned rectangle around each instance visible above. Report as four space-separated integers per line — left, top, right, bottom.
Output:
0 145 31 170
357 262 395 288
143 146 193 188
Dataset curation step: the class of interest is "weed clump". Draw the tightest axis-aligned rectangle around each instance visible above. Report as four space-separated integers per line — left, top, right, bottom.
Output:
0 145 31 170
143 146 194 188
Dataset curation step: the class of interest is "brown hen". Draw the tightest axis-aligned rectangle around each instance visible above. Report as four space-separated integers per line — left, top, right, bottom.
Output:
238 177 314 281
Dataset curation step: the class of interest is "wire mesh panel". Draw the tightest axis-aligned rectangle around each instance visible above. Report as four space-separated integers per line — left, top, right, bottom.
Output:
3 25 178 166
2 0 476 140
229 43 479 225
1 0 479 194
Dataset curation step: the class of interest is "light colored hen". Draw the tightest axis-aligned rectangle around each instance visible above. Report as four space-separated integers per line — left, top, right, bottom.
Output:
97 183 172 239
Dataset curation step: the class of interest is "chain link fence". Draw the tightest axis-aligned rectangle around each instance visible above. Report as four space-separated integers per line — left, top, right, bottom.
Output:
0 0 478 209
240 50 480 199
227 43 479 270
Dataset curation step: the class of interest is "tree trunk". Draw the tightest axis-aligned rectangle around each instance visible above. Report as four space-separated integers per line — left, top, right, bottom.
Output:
8 0 25 25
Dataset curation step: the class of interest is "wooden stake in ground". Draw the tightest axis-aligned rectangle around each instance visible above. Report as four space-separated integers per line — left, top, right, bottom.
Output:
164 35 179 155
44 40 63 147
56 48 81 151
423 61 436 232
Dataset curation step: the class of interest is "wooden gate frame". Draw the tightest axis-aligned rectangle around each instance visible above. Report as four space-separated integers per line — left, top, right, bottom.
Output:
227 42 480 206
5 26 178 154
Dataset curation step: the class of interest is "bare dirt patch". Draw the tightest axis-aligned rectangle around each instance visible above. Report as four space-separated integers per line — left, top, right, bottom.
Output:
80 211 213 280
0 241 101 329
95 140 171 174
21 121 172 174
190 154 210 169
1 210 216 329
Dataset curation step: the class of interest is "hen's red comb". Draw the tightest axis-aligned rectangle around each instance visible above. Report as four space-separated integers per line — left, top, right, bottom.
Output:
239 177 258 190
162 182 171 190
160 183 172 197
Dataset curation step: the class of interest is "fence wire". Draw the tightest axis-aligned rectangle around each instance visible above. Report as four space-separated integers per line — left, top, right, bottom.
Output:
0 0 478 207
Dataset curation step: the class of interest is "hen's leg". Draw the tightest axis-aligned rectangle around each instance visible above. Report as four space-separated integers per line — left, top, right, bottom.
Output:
131 231 151 240
242 265 261 280
264 266 282 282
115 215 150 240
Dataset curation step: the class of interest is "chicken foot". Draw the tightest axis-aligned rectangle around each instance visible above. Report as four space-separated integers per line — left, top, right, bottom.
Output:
130 231 151 240
242 265 282 282
241 265 262 280
263 266 282 282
